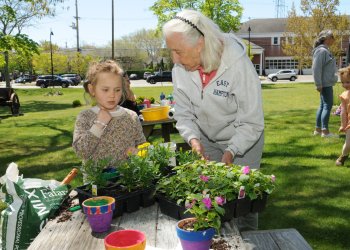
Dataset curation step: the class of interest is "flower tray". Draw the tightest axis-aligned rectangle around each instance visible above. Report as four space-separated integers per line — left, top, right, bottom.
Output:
156 193 236 222
75 184 156 218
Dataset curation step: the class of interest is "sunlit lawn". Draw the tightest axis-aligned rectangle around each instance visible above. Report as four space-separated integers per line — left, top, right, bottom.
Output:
0 83 349 249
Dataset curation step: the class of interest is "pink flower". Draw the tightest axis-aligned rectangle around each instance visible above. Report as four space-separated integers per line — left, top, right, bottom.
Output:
271 175 276 182
200 175 210 182
202 197 212 209
185 201 193 209
242 166 250 174
214 196 226 206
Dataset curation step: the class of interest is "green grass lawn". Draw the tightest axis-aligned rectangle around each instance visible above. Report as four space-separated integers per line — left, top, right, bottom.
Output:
0 84 349 249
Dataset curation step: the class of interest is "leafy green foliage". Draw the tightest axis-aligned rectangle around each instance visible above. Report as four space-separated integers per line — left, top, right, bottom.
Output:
117 154 158 192
72 100 82 107
176 148 201 166
81 157 112 188
150 0 243 32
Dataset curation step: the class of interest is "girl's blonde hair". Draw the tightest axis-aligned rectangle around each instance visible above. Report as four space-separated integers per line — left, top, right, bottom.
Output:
83 60 127 104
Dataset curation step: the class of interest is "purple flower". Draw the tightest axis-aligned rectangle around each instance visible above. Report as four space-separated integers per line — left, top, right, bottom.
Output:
242 166 250 174
271 175 276 182
200 175 210 182
185 201 193 209
215 196 226 206
202 197 212 209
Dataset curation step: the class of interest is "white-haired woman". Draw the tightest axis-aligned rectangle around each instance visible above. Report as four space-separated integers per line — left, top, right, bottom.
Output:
312 30 338 137
163 9 264 231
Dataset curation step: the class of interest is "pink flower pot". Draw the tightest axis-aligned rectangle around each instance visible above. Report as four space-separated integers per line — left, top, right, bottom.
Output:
104 230 146 250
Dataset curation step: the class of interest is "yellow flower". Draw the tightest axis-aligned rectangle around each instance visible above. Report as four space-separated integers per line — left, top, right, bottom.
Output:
137 142 151 150
137 149 148 157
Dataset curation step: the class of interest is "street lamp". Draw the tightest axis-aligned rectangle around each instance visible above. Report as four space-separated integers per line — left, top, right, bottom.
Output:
111 0 114 59
50 30 54 82
248 26 251 57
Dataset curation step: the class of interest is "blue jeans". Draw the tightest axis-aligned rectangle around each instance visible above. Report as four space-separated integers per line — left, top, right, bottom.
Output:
316 86 333 130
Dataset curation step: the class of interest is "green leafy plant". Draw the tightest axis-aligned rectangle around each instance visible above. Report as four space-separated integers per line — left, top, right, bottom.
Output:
185 191 225 233
135 96 145 105
117 154 158 192
176 148 201 166
81 157 112 188
147 142 176 175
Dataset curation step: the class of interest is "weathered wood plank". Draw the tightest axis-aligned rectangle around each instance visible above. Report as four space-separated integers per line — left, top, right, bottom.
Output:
155 207 181 249
241 228 312 250
118 204 159 247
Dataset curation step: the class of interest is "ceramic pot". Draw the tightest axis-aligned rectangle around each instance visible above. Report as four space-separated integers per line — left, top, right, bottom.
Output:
82 196 115 233
104 229 146 250
176 218 215 250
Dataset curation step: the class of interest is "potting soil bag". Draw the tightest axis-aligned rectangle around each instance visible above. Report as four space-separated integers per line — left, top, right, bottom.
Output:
0 162 69 250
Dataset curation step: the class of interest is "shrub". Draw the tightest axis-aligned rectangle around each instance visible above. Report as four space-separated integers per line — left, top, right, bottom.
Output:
72 99 82 107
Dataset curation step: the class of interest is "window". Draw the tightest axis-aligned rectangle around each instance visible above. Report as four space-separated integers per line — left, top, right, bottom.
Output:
272 37 279 45
265 59 299 70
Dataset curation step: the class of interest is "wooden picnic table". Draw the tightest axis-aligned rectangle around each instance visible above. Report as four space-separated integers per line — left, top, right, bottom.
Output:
28 203 246 250
142 118 178 142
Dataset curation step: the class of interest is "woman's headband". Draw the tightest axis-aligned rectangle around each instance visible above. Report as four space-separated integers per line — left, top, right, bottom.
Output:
173 16 204 37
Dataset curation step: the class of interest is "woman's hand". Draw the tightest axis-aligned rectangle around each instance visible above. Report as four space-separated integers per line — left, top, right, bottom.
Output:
221 151 234 165
190 138 208 160
339 126 345 133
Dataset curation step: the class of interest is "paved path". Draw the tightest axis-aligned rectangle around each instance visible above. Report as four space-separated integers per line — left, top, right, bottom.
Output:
0 75 316 89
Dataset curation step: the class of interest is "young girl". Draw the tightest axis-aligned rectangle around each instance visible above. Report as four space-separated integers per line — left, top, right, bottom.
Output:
336 66 350 166
73 60 146 165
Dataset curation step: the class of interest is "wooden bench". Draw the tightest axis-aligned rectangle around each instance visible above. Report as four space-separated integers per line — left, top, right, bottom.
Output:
241 228 312 250
0 88 20 115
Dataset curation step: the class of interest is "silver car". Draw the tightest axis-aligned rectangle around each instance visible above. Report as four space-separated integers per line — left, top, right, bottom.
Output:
267 70 297 82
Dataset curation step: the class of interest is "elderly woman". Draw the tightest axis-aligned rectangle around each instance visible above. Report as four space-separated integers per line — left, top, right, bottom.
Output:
312 30 338 137
163 10 264 231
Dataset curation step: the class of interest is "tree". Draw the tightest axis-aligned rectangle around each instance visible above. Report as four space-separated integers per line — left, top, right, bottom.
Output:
150 0 243 33
282 0 350 72
0 0 65 87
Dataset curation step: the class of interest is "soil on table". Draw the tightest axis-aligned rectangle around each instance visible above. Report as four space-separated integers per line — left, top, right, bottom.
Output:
210 238 232 250
53 193 78 223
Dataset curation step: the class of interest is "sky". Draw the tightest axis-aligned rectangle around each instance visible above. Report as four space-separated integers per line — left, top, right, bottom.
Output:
22 0 350 48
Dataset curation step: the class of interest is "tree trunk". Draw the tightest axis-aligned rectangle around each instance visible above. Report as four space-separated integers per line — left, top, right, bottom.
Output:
4 51 10 88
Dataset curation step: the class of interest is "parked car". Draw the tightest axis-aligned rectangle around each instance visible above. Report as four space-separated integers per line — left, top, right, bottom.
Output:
146 71 172 84
267 70 297 82
36 75 72 88
143 72 152 79
15 76 33 83
61 73 81 85
129 73 139 80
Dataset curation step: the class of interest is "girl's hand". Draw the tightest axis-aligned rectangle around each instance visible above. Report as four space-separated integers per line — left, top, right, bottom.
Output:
97 108 112 125
125 147 138 156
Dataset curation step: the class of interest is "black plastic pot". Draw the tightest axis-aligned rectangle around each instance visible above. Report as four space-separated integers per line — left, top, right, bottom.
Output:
157 193 182 219
140 186 156 207
250 193 268 213
220 200 237 222
234 197 251 218
124 190 141 213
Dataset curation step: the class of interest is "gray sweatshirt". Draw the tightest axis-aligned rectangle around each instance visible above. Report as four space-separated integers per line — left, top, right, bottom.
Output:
172 33 264 157
312 44 338 88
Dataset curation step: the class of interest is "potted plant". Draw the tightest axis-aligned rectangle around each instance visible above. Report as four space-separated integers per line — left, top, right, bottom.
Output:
147 142 177 176
82 196 115 233
157 160 276 220
176 191 225 250
116 145 159 212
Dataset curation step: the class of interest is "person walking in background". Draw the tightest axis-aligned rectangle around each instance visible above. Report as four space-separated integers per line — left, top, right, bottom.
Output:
336 66 350 166
73 60 146 166
312 30 338 137
163 9 264 231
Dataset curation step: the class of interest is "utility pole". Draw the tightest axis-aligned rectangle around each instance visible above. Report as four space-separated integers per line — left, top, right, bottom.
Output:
74 0 80 52
112 0 114 59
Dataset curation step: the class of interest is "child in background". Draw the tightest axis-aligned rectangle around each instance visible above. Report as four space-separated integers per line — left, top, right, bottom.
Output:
336 66 350 166
73 60 146 166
